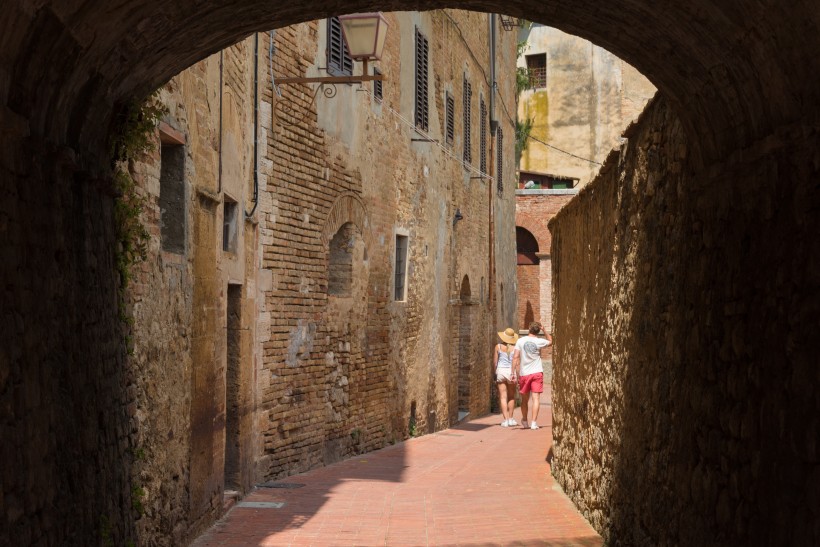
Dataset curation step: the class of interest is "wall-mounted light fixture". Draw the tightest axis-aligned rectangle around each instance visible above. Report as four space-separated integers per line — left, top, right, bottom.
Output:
453 208 464 225
273 13 388 126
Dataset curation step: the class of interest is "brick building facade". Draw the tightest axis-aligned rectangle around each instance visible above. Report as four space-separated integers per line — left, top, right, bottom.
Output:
124 12 518 544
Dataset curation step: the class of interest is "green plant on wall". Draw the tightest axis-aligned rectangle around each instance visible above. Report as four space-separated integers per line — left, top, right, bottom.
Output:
516 116 535 164
108 92 167 323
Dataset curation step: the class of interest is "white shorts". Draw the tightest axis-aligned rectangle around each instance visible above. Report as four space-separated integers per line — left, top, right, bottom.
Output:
495 368 513 383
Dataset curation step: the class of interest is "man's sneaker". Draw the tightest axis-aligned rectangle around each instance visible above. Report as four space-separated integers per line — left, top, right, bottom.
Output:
530 422 539 430
508 418 518 426
500 419 510 427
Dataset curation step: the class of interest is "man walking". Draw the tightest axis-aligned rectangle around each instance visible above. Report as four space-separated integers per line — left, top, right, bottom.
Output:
512 322 553 429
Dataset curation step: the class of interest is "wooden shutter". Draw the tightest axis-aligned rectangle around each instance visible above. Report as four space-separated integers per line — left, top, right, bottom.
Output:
328 17 353 76
463 77 472 164
373 67 383 101
414 28 429 131
496 126 504 195
446 92 455 145
480 98 487 175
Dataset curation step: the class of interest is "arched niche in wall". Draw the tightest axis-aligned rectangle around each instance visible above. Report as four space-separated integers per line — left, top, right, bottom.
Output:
328 222 361 297
320 192 372 251
322 192 371 314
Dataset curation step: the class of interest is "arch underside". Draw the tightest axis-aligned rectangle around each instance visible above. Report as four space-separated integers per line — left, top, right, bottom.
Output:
3 1 819 167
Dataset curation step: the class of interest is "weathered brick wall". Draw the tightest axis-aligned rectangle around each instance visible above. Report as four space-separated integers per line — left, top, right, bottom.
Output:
550 97 820 545
515 191 575 331
516 264 540 327
255 11 518 480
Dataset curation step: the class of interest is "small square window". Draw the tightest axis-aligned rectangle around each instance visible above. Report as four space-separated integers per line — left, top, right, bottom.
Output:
223 197 238 253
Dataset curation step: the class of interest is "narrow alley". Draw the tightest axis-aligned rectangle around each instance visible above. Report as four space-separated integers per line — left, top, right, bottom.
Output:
193 391 601 546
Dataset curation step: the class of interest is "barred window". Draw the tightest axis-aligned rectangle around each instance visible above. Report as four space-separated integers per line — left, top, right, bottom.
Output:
414 28 429 131
445 92 455 145
480 98 488 175
496 126 504 195
525 54 547 89
328 17 353 76
463 77 472 164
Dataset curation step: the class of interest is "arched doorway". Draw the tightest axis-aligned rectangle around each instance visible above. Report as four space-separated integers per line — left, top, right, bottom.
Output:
457 275 472 420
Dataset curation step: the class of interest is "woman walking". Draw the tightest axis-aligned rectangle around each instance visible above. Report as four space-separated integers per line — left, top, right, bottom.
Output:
494 327 519 427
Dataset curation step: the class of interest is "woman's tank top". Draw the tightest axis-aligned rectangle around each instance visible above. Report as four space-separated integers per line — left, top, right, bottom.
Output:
496 344 513 369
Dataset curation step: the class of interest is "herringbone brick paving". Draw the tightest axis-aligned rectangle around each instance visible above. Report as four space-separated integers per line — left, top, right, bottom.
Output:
193 386 601 546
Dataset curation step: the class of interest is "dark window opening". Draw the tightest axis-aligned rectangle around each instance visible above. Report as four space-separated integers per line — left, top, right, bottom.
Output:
223 197 238 253
463 77 472 165
225 283 242 491
159 144 185 253
394 234 408 301
414 28 429 131
409 400 417 435
526 53 547 89
327 17 353 76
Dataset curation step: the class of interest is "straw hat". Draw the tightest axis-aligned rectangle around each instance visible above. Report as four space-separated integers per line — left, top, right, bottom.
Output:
497 327 519 345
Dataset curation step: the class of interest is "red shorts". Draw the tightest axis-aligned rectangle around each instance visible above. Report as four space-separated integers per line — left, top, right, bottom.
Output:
518 372 543 394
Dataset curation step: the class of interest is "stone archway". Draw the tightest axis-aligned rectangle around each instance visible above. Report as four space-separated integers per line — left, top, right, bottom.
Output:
5 1 819 167
3 1 820 546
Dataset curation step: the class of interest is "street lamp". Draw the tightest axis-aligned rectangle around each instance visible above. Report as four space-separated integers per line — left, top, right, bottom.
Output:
338 12 389 77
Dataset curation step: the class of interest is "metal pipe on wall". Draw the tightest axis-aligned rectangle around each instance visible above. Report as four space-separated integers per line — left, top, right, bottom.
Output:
246 32 259 218
218 50 224 194
488 13 497 341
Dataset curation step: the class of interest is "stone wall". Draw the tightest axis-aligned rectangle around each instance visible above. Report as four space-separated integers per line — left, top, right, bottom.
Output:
550 96 820 545
121 38 261 544
0 115 137 544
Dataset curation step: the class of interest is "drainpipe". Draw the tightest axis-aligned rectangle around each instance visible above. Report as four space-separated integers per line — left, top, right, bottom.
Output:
489 15 498 135
218 50 224 194
246 32 259 218
488 13 497 338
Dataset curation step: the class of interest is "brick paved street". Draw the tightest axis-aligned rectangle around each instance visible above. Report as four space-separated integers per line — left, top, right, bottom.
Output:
193 386 601 546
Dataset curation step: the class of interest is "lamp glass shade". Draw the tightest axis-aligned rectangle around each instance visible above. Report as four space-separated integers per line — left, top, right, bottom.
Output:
338 13 389 60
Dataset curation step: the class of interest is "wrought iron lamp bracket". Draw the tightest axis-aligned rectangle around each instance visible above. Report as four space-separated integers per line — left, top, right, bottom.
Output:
272 60 384 127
